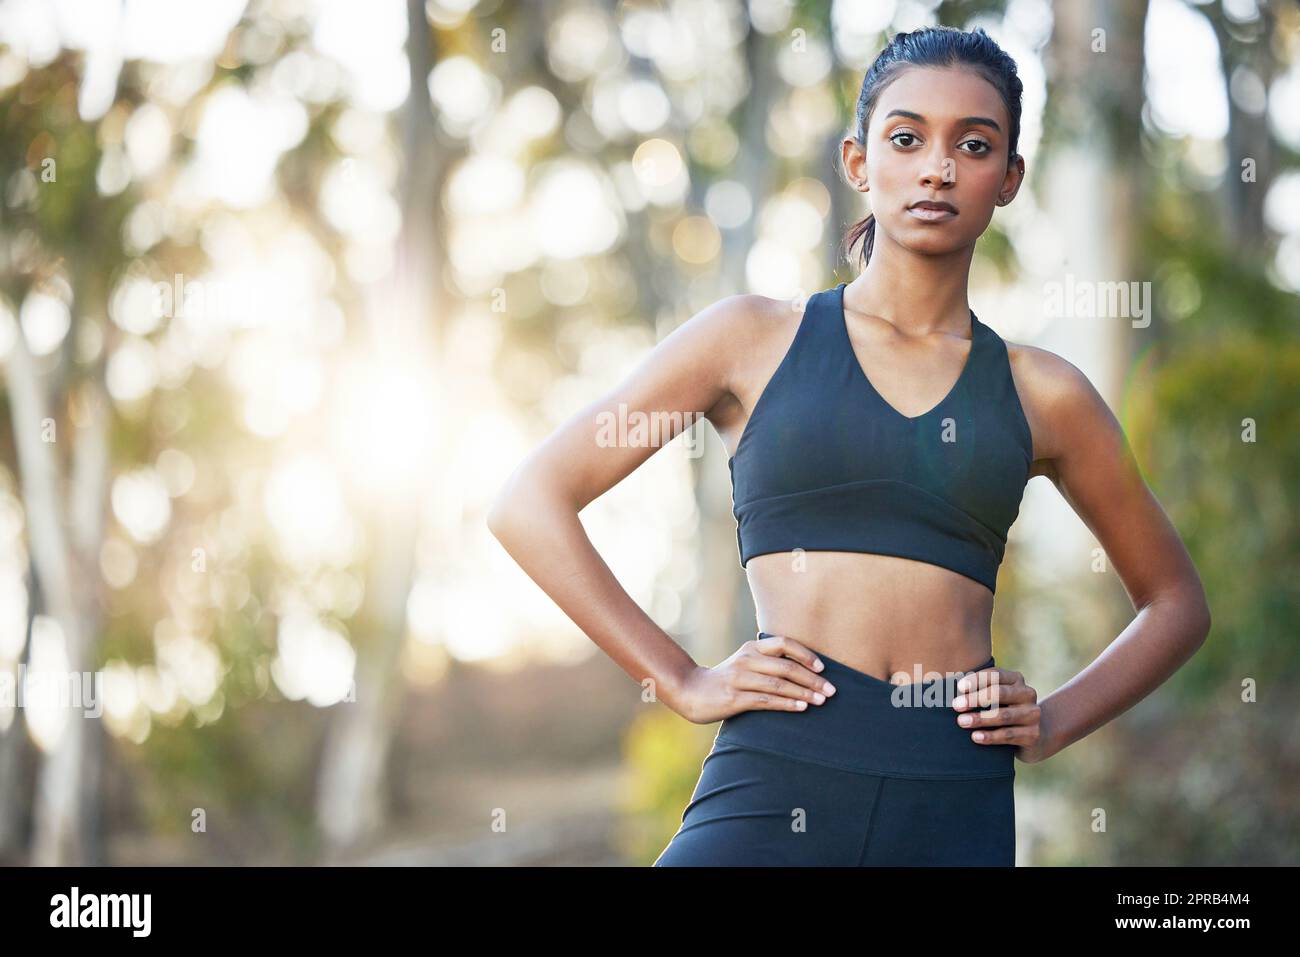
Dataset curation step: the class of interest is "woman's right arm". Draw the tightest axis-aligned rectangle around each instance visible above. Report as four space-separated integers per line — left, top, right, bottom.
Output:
485 293 833 722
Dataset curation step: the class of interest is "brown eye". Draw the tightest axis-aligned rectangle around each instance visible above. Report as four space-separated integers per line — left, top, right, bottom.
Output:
961 139 991 154
890 132 917 147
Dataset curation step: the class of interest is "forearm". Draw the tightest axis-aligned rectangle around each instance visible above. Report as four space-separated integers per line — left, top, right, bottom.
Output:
1038 584 1211 759
487 489 701 717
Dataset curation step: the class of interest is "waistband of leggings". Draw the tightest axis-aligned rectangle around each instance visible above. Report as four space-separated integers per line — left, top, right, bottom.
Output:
713 634 1016 779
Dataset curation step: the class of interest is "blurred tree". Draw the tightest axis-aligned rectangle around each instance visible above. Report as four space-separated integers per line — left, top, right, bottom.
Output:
311 0 441 861
0 50 138 865
1206 0 1280 255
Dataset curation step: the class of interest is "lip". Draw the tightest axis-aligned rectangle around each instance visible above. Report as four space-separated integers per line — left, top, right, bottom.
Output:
907 201 957 222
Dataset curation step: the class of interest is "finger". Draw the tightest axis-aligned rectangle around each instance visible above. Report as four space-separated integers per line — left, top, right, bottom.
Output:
955 685 1030 715
754 632 826 674
952 673 1031 711
955 703 1037 730
733 667 829 705
951 668 1006 710
744 650 837 697
971 683 1036 711
956 667 1024 696
970 723 1040 745
955 667 1013 696
733 689 810 712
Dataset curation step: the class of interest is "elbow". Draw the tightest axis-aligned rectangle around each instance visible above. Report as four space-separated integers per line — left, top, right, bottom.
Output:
484 472 553 545
1144 580 1212 649
485 492 518 544
1185 583 1212 648
485 462 574 547
1195 598 1212 645
485 467 519 538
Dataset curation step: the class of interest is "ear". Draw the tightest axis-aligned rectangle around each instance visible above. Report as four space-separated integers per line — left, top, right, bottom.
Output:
996 153 1026 206
841 136 869 192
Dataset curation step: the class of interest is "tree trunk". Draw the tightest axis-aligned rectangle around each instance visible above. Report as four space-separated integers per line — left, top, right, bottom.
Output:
689 21 782 668
1207 1 1276 258
1044 0 1149 405
314 0 442 859
0 599 35 861
6 326 92 865
67 361 112 866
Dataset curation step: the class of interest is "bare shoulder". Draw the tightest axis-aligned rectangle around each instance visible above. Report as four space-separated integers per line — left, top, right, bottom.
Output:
623 291 787 397
697 290 803 341
682 291 803 386
1004 339 1097 410
1003 339 1117 480
666 291 796 363
727 290 807 357
687 290 806 447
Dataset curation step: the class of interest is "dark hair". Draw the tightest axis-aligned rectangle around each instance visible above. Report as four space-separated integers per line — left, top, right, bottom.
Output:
840 26 1023 269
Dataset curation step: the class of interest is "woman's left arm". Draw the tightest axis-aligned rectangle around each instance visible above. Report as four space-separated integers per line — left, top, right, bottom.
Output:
1012 346 1213 762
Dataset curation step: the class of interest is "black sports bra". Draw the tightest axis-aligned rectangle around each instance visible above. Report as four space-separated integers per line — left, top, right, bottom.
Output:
727 282 1033 594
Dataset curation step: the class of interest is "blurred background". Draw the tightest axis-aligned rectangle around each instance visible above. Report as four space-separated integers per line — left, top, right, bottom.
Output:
0 0 1295 867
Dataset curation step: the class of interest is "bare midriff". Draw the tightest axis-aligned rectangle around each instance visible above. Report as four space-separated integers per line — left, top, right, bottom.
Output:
745 550 996 686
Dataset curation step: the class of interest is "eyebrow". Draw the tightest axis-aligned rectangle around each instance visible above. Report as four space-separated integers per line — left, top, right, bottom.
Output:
884 109 1002 133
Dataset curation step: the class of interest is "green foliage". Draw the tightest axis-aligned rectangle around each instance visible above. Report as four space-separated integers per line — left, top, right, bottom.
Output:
1126 231 1300 691
128 698 321 862
1098 221 1300 862
616 705 717 865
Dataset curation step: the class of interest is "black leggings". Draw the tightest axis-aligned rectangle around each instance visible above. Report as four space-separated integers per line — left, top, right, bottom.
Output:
654 636 1017 866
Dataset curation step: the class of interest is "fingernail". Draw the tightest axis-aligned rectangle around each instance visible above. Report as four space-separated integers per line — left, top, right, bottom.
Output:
958 714 972 726
952 695 966 708
812 692 825 704
823 683 835 695
813 659 824 672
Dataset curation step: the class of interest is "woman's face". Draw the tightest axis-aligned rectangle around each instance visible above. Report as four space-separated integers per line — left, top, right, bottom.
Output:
844 65 1024 257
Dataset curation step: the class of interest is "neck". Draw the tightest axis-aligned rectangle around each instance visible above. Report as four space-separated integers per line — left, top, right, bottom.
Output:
844 231 976 337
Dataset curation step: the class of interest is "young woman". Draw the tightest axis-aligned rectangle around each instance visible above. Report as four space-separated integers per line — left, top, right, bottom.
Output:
487 26 1211 866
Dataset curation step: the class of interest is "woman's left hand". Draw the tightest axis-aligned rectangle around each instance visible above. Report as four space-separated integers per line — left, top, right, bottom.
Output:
951 667 1053 764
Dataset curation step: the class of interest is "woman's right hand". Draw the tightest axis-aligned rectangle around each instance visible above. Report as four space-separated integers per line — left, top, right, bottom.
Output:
676 633 837 725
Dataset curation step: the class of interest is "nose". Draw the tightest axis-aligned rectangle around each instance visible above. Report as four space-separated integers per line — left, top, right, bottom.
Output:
919 144 956 188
